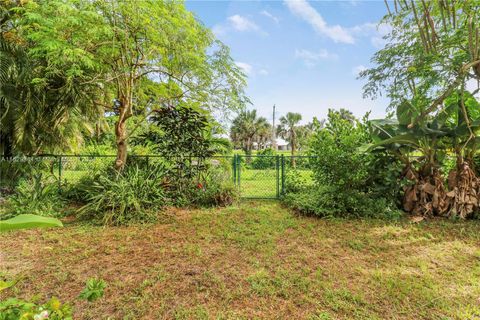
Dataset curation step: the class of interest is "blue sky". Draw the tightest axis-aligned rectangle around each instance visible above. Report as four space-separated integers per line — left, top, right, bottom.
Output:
186 0 391 124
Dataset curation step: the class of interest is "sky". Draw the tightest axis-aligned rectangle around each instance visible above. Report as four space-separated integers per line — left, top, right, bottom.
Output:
185 0 391 124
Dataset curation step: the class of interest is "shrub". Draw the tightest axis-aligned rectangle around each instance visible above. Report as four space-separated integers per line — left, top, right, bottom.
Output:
0 157 54 191
250 148 276 169
283 186 401 219
283 110 401 218
192 180 238 207
187 163 238 207
309 112 372 191
3 173 65 219
76 164 168 225
283 169 312 193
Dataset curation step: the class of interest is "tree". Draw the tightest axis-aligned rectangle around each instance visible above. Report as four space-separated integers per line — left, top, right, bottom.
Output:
95 0 247 169
0 1 102 156
361 1 480 218
12 0 247 168
296 122 314 151
361 1 480 127
277 112 302 166
254 121 272 150
334 108 355 123
230 110 269 160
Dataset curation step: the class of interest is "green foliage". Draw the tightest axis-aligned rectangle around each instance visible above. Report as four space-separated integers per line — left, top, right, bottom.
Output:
5 174 64 218
285 109 400 218
77 165 168 225
230 110 271 157
190 165 239 207
361 2 480 115
283 169 311 194
79 278 107 302
309 110 371 191
0 214 63 233
283 186 400 219
0 297 72 320
250 148 276 169
277 112 305 158
134 104 223 164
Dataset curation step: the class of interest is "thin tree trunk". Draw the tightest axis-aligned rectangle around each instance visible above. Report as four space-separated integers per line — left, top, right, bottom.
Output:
115 120 128 170
291 138 296 168
114 95 131 170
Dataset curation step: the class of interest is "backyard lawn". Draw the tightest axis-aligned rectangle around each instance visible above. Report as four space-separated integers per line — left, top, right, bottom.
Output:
1 201 479 319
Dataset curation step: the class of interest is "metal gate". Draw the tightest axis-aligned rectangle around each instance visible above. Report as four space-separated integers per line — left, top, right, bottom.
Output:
232 154 283 199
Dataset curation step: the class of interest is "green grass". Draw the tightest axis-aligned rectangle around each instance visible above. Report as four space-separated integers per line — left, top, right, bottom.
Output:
61 167 314 199
240 169 313 198
1 201 480 319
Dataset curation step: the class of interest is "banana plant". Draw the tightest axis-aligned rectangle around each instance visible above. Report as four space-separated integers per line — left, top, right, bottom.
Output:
366 91 480 217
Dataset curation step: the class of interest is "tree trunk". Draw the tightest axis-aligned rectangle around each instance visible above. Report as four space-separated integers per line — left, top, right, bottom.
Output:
2 132 13 159
115 119 128 170
291 136 296 168
114 96 131 170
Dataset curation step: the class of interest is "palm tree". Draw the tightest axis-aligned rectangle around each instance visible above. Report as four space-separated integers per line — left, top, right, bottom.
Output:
331 108 356 123
277 112 302 167
254 121 272 150
230 110 268 161
0 5 102 156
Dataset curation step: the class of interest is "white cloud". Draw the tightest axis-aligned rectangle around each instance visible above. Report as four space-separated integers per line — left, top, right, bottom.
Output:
295 48 338 67
284 0 354 44
352 65 367 77
213 15 267 37
351 22 392 49
260 10 279 24
259 69 269 76
235 62 253 75
228 15 260 32
212 24 227 37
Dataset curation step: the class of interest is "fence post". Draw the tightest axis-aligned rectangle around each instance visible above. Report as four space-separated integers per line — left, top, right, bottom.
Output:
281 154 285 195
237 155 241 190
232 154 237 185
58 155 62 193
276 155 280 198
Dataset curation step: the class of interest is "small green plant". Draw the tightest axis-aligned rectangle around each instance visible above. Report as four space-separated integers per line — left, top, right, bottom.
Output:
79 278 107 302
6 174 64 219
77 165 167 225
0 297 72 320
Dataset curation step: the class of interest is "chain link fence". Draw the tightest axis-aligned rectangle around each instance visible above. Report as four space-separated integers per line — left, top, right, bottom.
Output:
1 154 317 199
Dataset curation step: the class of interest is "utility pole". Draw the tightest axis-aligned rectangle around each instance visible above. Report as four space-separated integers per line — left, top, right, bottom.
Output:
272 104 277 150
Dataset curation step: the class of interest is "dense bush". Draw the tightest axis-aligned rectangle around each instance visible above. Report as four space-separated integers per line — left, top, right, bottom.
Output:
283 169 312 194
2 173 65 219
0 157 55 191
250 148 276 169
283 110 401 218
190 164 239 207
283 186 400 219
76 165 168 225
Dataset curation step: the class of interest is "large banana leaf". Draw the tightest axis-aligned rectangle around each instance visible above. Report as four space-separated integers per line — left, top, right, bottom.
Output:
0 214 63 233
370 133 422 149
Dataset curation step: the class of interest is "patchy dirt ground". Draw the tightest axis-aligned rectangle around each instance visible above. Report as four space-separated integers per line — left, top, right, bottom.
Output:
1 201 480 319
